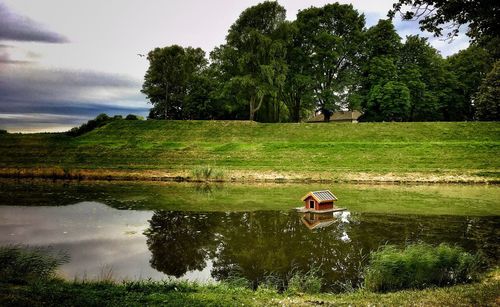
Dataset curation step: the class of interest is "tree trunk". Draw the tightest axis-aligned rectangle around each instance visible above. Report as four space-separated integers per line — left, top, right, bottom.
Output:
249 97 255 121
293 98 301 122
249 96 264 121
164 83 169 120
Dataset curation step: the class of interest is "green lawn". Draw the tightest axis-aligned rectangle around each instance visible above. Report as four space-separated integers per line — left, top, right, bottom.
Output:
0 121 499 182
2 275 499 306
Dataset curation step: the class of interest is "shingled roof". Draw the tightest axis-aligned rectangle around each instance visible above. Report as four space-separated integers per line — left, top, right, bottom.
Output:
301 190 338 203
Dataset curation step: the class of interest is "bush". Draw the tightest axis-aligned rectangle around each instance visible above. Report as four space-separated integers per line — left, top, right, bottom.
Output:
191 166 224 181
0 245 69 284
286 268 323 294
0 129 7 134
66 113 119 137
364 243 480 292
125 114 143 120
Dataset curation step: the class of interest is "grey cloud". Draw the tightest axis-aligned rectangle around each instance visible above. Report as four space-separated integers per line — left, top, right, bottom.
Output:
0 66 140 101
0 2 68 43
0 66 148 132
0 51 30 64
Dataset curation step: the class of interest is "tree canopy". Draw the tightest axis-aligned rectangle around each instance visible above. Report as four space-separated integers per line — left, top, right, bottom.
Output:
141 1 499 123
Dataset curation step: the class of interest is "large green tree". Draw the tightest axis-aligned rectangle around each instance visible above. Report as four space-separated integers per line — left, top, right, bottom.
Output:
358 19 402 121
294 3 365 121
389 0 499 44
367 81 411 121
142 45 207 119
278 21 314 122
390 0 500 60
213 1 288 121
399 35 446 121
444 45 493 120
475 61 500 121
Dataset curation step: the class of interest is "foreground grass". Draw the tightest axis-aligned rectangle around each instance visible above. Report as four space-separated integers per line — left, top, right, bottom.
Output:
1 179 499 215
0 121 499 182
1 275 499 306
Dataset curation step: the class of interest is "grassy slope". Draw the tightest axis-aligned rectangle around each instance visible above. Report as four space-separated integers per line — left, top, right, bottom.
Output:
2 276 499 307
0 121 499 182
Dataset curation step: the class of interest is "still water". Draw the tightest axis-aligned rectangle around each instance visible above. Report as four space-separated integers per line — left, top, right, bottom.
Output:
0 181 499 290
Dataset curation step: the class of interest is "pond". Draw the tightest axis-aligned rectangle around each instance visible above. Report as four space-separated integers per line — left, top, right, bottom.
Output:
0 180 499 291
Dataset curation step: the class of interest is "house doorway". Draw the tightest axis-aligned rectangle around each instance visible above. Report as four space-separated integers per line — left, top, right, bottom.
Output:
309 200 314 209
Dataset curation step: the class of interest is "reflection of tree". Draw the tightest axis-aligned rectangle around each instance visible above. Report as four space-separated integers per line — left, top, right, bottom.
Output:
144 210 499 290
193 182 224 195
143 211 216 277
210 211 367 290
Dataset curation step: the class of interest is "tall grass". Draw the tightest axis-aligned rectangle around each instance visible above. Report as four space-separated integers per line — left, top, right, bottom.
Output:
286 268 323 294
364 243 481 292
0 245 69 284
191 166 224 181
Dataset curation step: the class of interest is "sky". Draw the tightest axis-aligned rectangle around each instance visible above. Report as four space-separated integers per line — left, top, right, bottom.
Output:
0 0 470 133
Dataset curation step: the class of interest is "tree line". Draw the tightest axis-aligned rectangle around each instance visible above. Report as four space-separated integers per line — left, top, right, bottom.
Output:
141 1 499 122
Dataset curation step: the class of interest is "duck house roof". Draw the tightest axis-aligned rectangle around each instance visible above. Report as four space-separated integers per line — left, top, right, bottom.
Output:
301 190 338 203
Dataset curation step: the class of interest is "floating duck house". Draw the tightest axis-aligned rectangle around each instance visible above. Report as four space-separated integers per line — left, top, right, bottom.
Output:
298 190 345 213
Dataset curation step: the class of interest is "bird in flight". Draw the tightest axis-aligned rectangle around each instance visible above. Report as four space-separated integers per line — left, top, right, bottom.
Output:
137 53 145 57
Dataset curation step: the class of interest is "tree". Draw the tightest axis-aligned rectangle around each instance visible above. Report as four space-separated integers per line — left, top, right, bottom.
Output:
295 3 365 121
142 45 207 119
399 35 444 121
445 45 493 120
277 21 315 122
358 19 402 121
367 81 411 121
215 2 288 121
389 0 500 44
475 61 500 121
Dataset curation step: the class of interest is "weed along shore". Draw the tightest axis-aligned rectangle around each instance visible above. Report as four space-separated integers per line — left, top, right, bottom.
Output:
0 167 498 184
1 245 499 306
0 121 499 184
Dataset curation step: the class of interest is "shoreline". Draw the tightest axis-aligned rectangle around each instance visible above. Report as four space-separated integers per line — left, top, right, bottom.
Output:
1 167 497 185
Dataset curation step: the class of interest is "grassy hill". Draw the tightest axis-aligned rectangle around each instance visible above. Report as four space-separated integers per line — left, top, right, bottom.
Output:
0 120 499 182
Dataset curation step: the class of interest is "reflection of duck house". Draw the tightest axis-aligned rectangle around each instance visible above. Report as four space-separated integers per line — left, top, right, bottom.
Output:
301 212 336 230
297 190 346 213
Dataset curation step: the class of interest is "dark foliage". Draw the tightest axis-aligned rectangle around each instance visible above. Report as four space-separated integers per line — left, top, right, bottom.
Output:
0 245 69 285
140 2 498 122
66 113 119 137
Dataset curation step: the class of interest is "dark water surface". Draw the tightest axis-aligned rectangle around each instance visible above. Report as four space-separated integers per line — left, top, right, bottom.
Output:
1 200 498 289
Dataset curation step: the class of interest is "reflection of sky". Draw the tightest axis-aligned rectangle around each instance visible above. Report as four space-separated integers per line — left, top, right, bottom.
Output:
0 202 212 281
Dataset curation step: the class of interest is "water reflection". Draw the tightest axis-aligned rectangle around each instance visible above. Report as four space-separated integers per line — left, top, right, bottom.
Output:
0 202 498 289
143 210 499 290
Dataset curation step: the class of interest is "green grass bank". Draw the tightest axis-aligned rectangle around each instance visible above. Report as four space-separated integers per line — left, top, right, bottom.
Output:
2 272 499 306
1 121 499 183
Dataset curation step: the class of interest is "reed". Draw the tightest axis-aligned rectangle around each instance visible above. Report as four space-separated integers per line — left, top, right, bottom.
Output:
364 243 481 292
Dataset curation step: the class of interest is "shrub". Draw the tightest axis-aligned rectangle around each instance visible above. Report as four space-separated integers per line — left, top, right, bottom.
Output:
286 268 323 294
66 113 120 137
0 245 69 284
364 243 480 292
191 166 224 181
0 129 7 134
125 114 143 120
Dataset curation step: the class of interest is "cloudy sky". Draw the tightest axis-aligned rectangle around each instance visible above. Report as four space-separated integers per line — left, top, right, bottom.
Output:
0 0 469 133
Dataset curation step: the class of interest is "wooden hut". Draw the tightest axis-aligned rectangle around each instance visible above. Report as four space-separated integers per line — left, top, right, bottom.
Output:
307 110 362 123
298 190 344 213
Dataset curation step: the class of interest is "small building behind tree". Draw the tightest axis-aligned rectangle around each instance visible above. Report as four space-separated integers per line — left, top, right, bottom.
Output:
307 110 362 123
